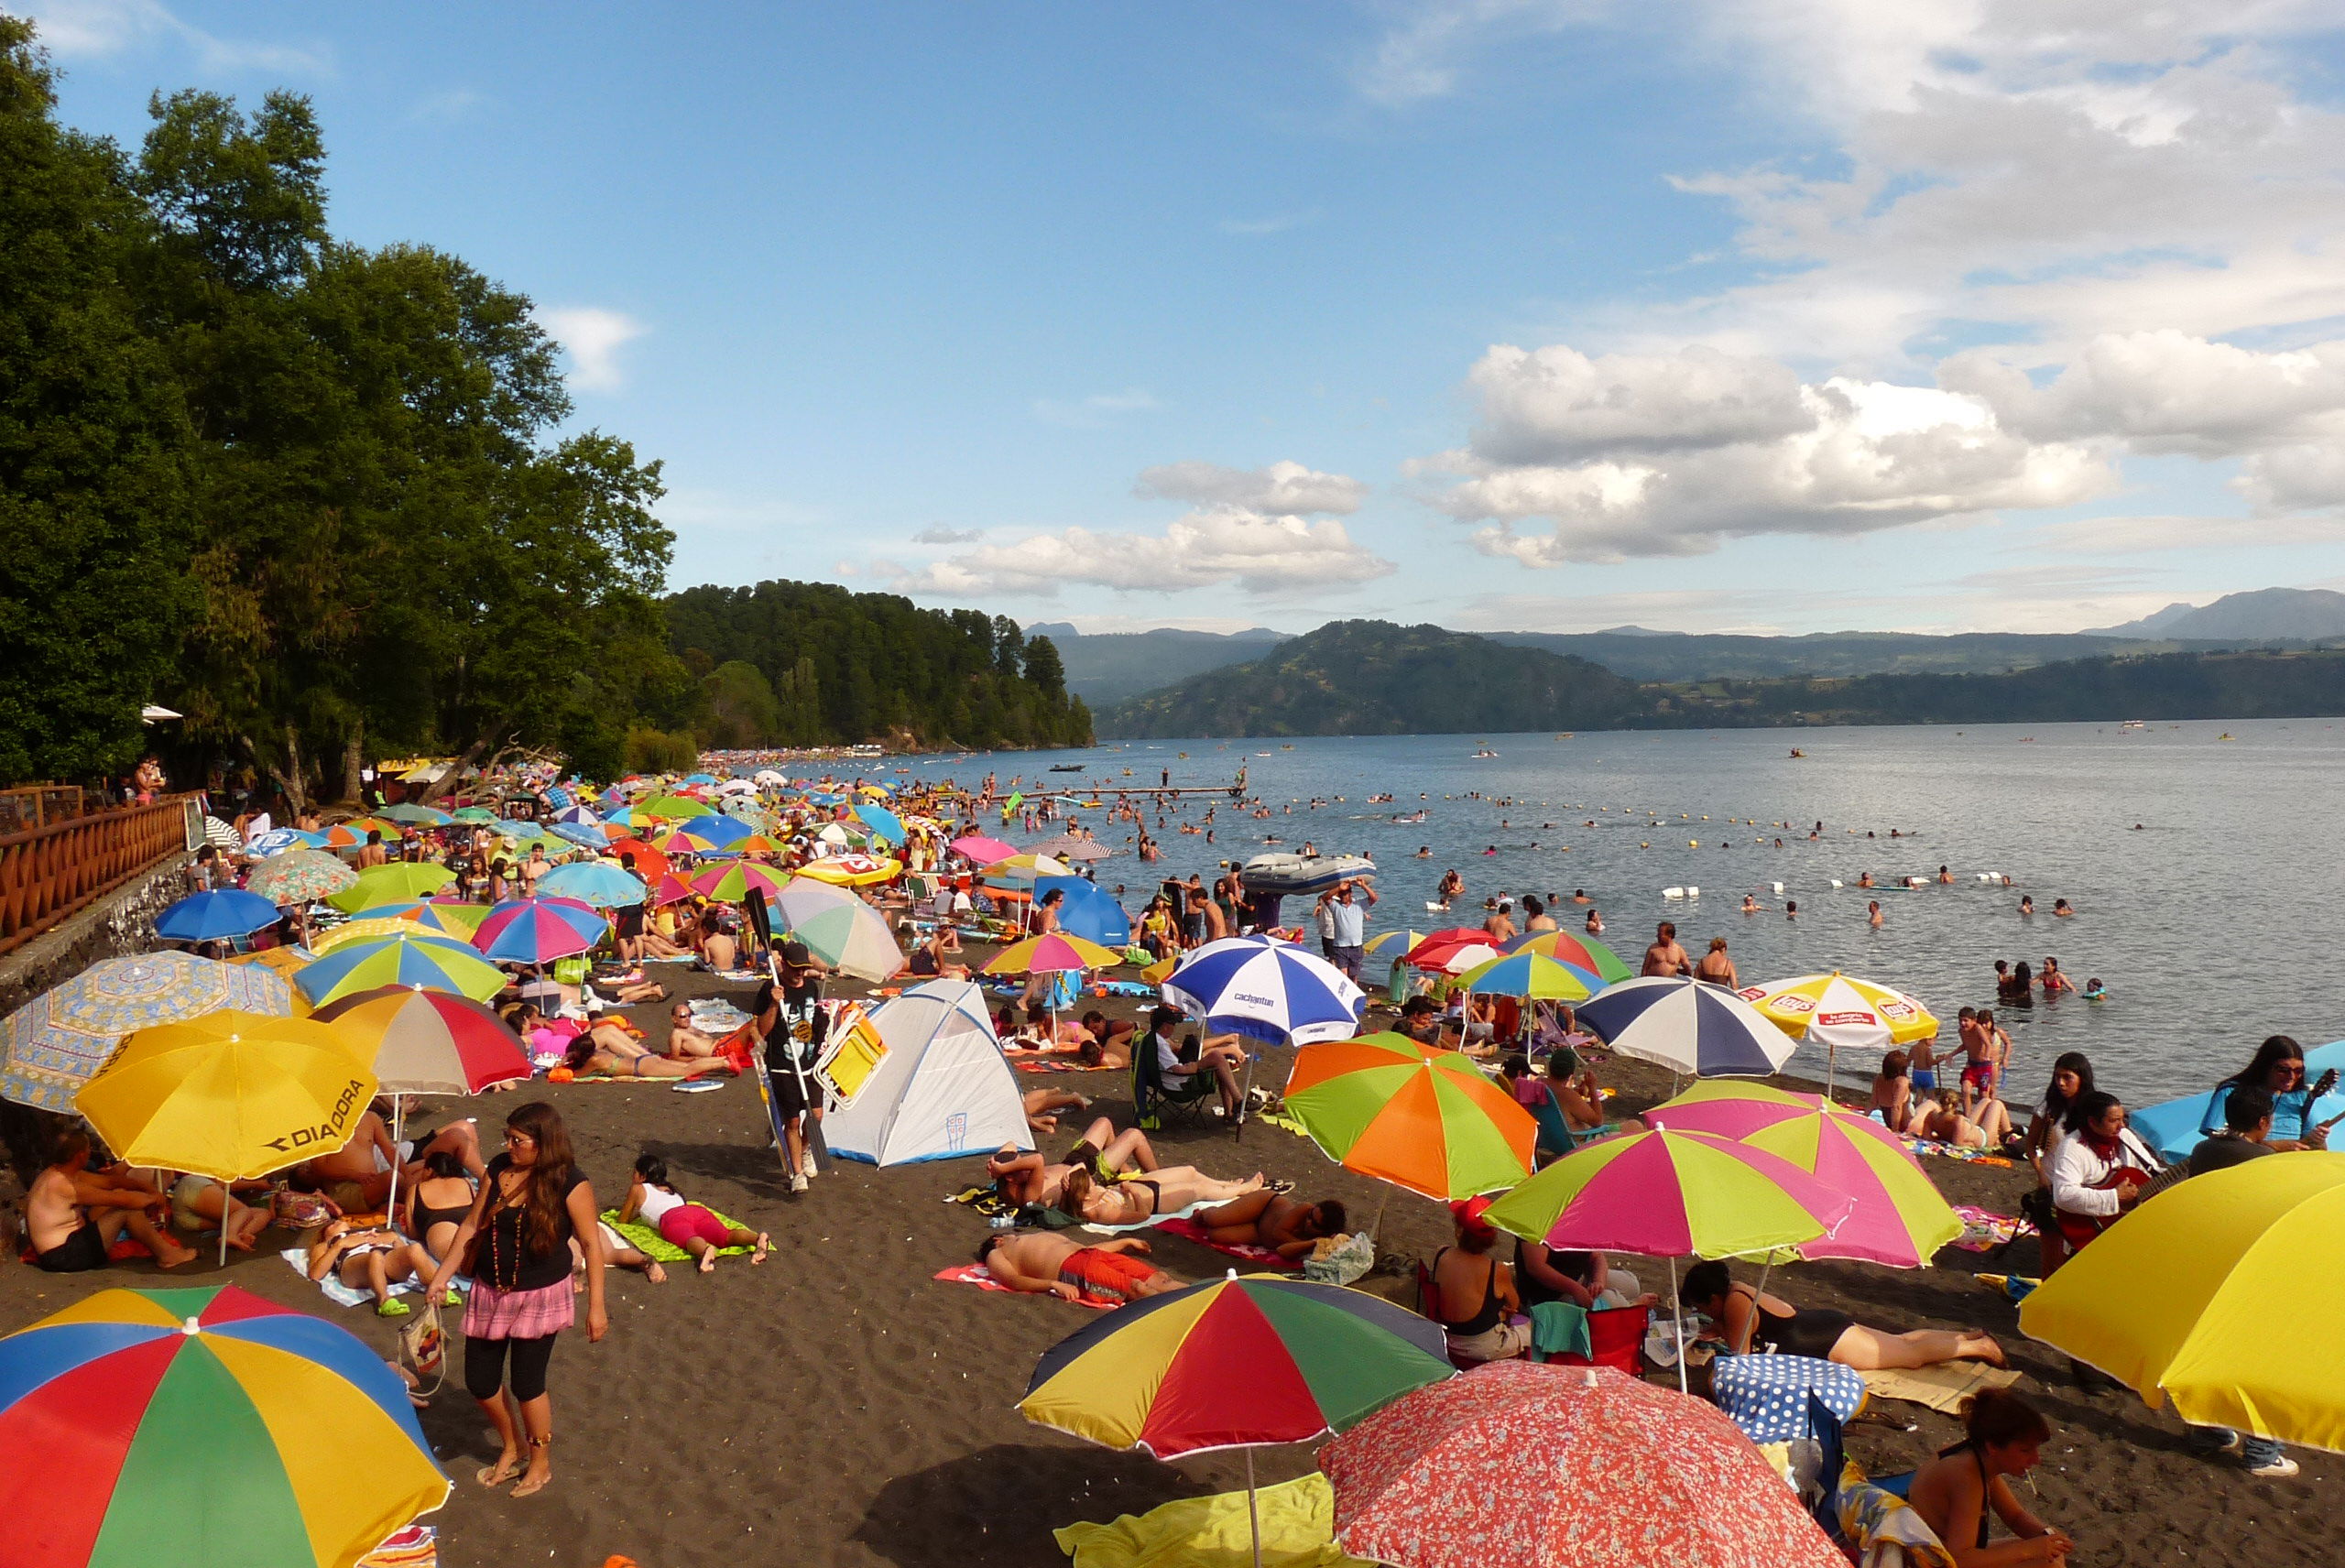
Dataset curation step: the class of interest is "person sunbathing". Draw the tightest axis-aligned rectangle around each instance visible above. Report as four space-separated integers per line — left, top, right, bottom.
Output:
975 1229 1183 1305
663 1002 722 1061
1022 1088 1094 1137
1193 1191 1347 1260
1074 1009 1137 1069
1060 1164 1265 1227
1679 1260 2005 1369
1912 1096 2016 1150
308 1217 437 1317
26 1127 196 1271
301 1101 485 1214
1905 1389 2072 1566
618 1155 769 1273
988 1119 1158 1207
562 1030 733 1079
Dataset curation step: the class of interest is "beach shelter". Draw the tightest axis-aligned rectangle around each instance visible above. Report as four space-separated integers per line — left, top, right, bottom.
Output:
1034 875 1131 948
823 980 1031 1165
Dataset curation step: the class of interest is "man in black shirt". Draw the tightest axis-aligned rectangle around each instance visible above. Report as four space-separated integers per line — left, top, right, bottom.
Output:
754 940 832 1192
2186 1086 2276 1177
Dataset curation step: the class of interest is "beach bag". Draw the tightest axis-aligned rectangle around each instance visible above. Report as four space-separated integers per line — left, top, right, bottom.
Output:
398 1301 448 1398
1303 1230 1375 1286
552 957 590 986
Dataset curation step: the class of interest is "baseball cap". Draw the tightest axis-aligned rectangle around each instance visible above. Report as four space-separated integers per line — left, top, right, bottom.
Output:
781 939 812 966
1448 1195 1498 1242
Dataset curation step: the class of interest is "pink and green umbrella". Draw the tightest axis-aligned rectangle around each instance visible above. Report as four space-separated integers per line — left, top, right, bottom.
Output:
648 828 722 855
688 860 788 906
1501 928 1634 984
981 932 1123 975
1482 1127 1851 1260
1454 951 1600 1003
1644 1081 1962 1269
472 897 607 964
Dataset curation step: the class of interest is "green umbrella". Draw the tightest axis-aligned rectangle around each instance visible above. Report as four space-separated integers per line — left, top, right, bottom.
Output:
450 806 496 823
326 862 456 913
640 794 714 820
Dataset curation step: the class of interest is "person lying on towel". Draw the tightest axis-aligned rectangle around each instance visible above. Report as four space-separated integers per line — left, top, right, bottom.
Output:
976 1229 1183 1305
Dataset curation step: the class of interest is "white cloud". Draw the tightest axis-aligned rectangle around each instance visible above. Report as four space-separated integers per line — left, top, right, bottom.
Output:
910 526 983 545
1352 1 1597 106
1135 459 1369 515
1032 389 1160 429
537 307 646 394
22 0 328 71
890 508 1395 597
2027 513 2345 554
1219 209 1325 235
1425 343 2110 561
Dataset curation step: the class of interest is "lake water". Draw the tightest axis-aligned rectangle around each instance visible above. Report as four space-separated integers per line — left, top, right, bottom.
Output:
901 718 2345 1107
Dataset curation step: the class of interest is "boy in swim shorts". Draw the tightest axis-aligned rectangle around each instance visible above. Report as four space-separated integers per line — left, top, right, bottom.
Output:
976 1230 1183 1305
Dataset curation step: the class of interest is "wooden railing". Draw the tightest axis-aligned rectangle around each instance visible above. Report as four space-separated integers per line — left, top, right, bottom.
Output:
0 794 201 958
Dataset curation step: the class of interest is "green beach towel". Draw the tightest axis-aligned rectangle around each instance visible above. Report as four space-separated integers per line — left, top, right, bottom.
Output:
599 1207 754 1262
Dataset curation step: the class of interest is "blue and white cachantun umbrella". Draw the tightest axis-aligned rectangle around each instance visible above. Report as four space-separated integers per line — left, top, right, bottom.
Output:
1162 935 1366 1047
245 827 323 856
1575 977 1795 1078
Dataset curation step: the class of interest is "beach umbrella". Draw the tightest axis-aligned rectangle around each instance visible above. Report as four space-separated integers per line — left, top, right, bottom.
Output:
0 1284 448 1568
648 827 722 856
156 889 285 942
449 806 496 823
1363 929 1423 961
795 854 900 887
377 802 452 826
1574 976 1795 1079
771 879 905 982
980 852 1073 884
245 850 358 905
1645 1081 1962 1269
295 931 507 1007
320 899 489 940
472 897 608 964
1402 928 1496 971
324 863 454 914
1033 833 1111 862
1320 1360 1847 1568
605 836 671 879
2019 1151 2345 1452
1021 1273 1455 1568
549 820 612 851
552 803 604 826
1500 929 1633 985
1033 875 1131 947
1737 972 1937 1098
950 833 1015 863
311 824 367 851
311 916 438 956
1284 1033 1536 1205
201 815 243 852
77 1010 376 1181
982 932 1124 975
639 794 714 821
538 861 647 908
754 768 787 787
852 803 906 845
245 828 326 856
649 873 696 908
688 859 788 906
1453 952 1599 1004
721 833 788 858
692 812 757 849
1164 936 1365 1047
0 953 296 1113
226 946 314 977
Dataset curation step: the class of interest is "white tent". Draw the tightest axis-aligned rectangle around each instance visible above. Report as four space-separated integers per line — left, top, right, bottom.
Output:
823 980 1031 1166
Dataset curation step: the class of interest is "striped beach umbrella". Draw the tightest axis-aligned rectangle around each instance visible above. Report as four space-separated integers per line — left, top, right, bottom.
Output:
537 861 648 908
648 828 721 856
1646 1081 1961 1268
311 986 531 1096
295 932 507 1007
773 878 905 982
981 932 1124 975
325 863 455 914
687 860 788 906
376 803 451 827
1575 976 1796 1079
0 1285 448 1568
472 897 607 964
980 852 1073 884
1482 1127 1851 1261
323 898 490 940
1501 928 1633 985
1284 1033 1536 1201
1454 951 1599 1003
1163 936 1365 1047
549 820 612 851
1738 971 1937 1092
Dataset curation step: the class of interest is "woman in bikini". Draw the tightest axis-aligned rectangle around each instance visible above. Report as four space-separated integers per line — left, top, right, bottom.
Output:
404 1149 479 1273
308 1217 438 1318
1905 1389 2072 1566
562 1030 733 1080
1060 1164 1265 1228
1194 1191 1347 1260
1678 1259 2004 1369
1430 1197 1527 1362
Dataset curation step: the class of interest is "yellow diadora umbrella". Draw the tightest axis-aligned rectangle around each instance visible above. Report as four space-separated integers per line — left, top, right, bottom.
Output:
76 1010 377 1181
2019 1151 2345 1451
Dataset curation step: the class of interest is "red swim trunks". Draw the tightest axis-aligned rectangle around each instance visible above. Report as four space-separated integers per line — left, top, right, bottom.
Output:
657 1204 732 1249
1057 1247 1160 1305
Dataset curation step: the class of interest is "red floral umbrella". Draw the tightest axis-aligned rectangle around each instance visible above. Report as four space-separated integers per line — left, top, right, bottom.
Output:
1321 1361 1846 1568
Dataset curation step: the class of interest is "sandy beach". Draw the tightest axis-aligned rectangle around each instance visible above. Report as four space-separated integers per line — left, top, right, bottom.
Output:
5 953 2334 1568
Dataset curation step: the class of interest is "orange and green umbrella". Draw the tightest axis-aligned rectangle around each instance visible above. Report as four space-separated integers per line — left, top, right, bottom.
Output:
1020 1273 1453 1457
0 1284 447 1568
1501 929 1633 984
1283 1032 1536 1200
1644 1082 1961 1269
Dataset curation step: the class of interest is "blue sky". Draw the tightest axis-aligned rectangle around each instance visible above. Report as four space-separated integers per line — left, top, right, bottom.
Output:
25 2 2345 636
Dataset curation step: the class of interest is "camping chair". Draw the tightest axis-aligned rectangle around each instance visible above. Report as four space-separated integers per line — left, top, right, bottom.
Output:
1543 1302 1652 1375
1528 1083 1577 1166
1132 1033 1253 1139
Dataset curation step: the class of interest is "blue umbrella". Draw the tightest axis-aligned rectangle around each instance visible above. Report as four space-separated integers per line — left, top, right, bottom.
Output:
552 803 603 826
155 889 287 942
693 812 756 848
246 828 325 855
1573 976 1796 1078
537 861 648 907
1035 876 1131 947
550 820 612 850
853 803 906 845
1162 935 1365 1047
682 772 717 786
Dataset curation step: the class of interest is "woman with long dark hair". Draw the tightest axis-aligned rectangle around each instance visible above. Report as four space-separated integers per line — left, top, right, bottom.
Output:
2200 1035 2338 1150
423 1101 605 1497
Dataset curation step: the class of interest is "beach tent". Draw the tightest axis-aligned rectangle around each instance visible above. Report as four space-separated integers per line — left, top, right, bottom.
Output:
2132 1037 2345 1161
824 980 1031 1165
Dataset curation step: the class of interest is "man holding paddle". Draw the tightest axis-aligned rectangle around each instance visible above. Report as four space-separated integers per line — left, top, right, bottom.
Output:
752 934 832 1193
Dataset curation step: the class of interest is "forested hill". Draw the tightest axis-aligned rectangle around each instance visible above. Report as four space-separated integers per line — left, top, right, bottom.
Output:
1101 622 2345 736
662 581 1092 751
1103 621 1649 736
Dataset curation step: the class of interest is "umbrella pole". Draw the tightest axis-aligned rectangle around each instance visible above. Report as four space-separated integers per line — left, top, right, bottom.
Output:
1669 1256 1686 1394
1245 1446 1263 1568
387 1099 404 1236
1369 1187 1391 1240
1823 1039 1838 1105
219 1179 231 1269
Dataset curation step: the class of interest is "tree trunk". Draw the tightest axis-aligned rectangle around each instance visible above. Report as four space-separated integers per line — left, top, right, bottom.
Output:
339 719 365 807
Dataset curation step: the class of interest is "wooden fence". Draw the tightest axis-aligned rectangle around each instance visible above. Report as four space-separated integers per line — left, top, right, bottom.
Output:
0 795 200 958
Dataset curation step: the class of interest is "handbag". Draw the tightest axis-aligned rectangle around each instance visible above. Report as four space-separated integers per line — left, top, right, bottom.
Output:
398 1300 448 1397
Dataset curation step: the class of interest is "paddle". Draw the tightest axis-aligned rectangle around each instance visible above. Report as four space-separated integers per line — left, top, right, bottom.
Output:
745 887 830 1173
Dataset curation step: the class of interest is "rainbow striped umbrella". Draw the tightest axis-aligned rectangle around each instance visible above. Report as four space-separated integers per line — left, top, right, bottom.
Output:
1020 1274 1451 1457
687 860 787 906
1501 928 1633 984
309 986 531 1097
333 899 491 939
0 1285 446 1568
294 931 507 1007
1283 1033 1536 1201
980 932 1124 975
648 828 721 856
1481 1127 1851 1260
472 897 607 964
324 863 454 915
1644 1082 1961 1269
1454 951 1600 1003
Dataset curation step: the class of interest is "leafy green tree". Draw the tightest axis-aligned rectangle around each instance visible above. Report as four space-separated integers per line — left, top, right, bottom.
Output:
1022 635 1066 700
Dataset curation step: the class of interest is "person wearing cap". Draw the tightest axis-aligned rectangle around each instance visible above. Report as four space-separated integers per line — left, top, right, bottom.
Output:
754 939 832 1193
1429 1196 1528 1363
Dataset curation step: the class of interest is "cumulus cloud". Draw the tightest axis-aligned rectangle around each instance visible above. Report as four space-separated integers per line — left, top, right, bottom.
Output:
1135 460 1369 516
538 307 647 394
890 508 1394 598
910 526 983 545
1424 343 2109 562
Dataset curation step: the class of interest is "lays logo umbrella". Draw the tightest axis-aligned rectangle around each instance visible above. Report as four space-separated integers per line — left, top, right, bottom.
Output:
1284 1033 1536 1202
0 1285 447 1568
1738 972 1936 1094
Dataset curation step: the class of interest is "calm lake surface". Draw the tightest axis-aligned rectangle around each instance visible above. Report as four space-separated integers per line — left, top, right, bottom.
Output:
904 719 2345 1106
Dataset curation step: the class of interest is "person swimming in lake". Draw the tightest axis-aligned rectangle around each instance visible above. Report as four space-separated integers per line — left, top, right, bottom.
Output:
2018 895 2035 916
2052 898 2074 917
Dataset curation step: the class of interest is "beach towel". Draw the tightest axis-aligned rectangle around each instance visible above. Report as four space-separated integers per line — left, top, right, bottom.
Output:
358 1524 437 1568
1013 1057 1096 1074
280 1247 469 1310
1949 1204 2035 1251
1898 1136 2015 1168
1527 1300 1592 1361
1860 1360 2024 1414
1081 1199 1210 1236
1153 1214 1303 1270
598 1208 753 1263
1053 1473 1372 1567
933 1261 1113 1308
1838 1469 1958 1568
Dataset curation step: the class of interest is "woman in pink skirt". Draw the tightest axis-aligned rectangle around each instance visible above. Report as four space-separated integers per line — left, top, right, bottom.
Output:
422 1101 606 1497
619 1153 769 1274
